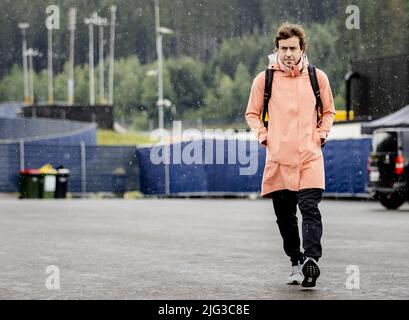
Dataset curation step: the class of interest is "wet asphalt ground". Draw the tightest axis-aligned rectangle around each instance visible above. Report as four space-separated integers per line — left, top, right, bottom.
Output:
0 197 408 300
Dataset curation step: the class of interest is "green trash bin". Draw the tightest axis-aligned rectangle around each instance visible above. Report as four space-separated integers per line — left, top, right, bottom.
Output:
19 169 41 199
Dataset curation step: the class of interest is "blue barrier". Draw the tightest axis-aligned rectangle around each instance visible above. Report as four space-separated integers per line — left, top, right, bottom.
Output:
137 146 166 195
137 139 264 195
137 138 372 196
1 137 372 196
324 138 372 194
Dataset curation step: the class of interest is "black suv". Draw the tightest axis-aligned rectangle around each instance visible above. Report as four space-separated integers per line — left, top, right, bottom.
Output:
366 128 409 209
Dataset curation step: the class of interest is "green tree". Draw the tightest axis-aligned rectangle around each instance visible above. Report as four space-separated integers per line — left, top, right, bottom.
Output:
305 19 342 97
0 65 24 101
201 65 251 123
113 56 144 120
231 63 252 123
201 67 233 122
210 33 271 79
167 56 206 118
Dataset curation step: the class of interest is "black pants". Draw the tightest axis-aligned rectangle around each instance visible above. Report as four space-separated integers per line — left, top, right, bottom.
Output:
271 188 323 266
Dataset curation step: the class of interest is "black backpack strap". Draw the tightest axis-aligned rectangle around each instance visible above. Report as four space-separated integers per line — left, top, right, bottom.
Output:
262 68 274 128
308 64 323 126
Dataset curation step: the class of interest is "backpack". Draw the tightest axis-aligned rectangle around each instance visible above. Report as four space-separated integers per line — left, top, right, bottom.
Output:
261 64 323 128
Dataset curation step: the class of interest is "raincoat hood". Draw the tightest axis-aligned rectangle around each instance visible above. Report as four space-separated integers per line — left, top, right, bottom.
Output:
268 52 309 77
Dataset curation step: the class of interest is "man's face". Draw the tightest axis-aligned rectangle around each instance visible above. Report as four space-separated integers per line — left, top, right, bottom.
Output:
277 36 303 68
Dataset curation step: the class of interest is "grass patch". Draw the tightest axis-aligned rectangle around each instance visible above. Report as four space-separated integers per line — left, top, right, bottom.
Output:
97 129 158 146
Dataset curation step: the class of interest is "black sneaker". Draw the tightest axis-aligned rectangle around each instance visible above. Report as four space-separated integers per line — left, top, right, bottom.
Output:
301 257 320 288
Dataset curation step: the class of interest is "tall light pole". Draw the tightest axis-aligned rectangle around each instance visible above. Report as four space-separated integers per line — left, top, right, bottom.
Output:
47 24 54 105
108 5 117 106
95 15 108 105
154 0 173 130
18 23 30 105
154 0 174 197
84 13 96 106
154 0 163 130
26 48 40 104
68 7 77 106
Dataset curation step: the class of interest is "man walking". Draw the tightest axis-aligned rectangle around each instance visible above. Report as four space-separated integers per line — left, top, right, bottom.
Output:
245 23 335 288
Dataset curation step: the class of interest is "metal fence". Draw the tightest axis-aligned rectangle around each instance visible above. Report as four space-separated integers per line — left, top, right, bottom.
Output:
0 136 372 197
0 142 140 194
136 138 372 197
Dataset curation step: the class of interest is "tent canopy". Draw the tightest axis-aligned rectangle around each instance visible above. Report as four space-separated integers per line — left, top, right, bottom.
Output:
361 104 409 134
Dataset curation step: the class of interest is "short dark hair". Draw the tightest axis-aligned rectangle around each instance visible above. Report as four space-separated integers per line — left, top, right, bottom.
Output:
275 22 307 51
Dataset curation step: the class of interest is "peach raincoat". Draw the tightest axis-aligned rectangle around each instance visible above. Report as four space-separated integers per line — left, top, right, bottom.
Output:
245 53 336 198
